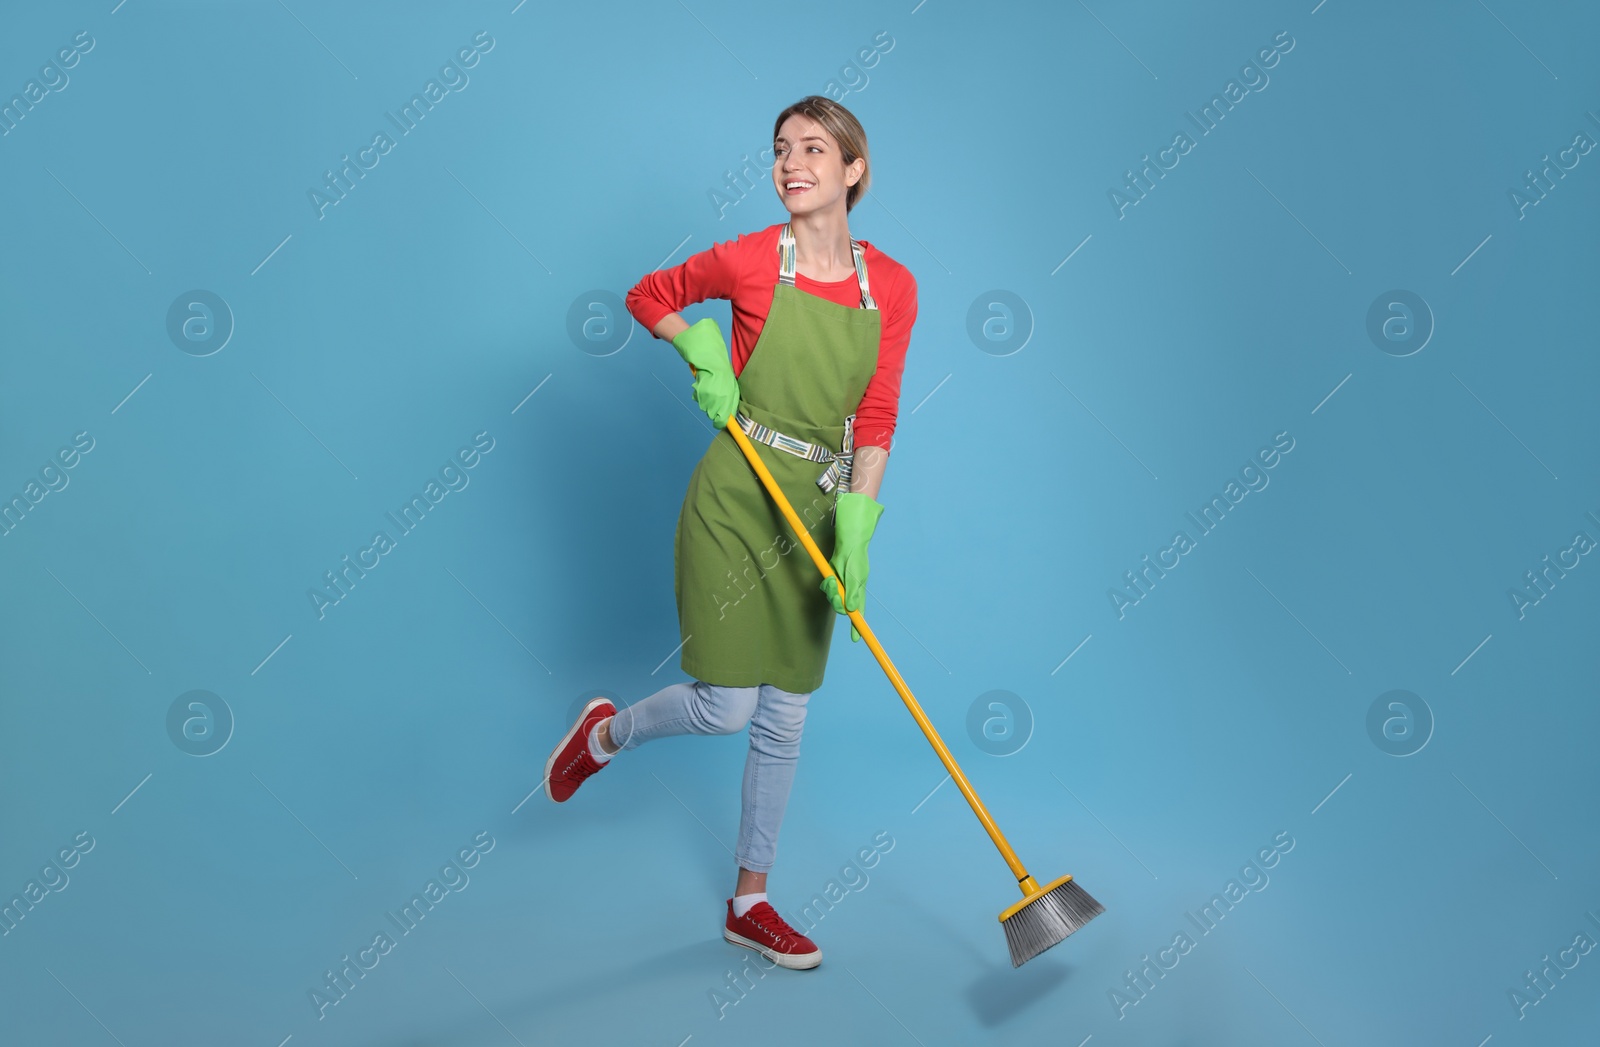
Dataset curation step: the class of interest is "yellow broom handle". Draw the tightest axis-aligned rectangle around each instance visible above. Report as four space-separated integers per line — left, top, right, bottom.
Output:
686 365 1035 891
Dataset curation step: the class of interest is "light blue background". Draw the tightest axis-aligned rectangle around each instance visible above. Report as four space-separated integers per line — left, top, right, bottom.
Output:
2 1 1597 1044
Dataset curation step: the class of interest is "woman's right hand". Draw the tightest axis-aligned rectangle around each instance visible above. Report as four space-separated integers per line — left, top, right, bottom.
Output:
671 317 740 429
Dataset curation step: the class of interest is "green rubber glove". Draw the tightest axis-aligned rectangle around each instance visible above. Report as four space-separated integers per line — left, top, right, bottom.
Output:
819 491 884 642
671 318 739 429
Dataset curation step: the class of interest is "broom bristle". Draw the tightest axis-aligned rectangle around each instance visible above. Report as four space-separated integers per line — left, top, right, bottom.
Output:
1002 877 1104 967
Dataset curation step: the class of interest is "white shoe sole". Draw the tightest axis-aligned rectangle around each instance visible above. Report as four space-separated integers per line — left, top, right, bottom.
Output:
544 697 613 803
723 928 822 970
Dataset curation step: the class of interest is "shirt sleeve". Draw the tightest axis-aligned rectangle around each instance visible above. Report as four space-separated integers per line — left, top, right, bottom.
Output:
852 261 918 452
624 233 744 339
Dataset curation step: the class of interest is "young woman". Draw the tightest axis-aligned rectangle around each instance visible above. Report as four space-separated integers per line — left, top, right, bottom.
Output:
543 95 918 970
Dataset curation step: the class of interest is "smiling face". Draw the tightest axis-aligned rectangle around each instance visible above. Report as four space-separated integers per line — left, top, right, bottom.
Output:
772 114 864 216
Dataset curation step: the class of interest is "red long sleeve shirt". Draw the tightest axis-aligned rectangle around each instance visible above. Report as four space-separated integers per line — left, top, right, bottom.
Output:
625 222 917 452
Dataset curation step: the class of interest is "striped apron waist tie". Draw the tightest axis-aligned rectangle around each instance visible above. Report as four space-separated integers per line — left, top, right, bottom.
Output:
735 410 856 495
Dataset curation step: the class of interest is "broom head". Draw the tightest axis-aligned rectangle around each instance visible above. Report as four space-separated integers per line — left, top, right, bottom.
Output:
999 873 1104 967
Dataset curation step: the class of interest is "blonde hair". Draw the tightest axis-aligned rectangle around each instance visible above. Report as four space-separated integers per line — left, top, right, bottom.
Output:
772 96 870 212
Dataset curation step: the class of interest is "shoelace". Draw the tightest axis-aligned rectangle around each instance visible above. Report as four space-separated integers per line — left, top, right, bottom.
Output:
742 903 803 947
559 747 601 783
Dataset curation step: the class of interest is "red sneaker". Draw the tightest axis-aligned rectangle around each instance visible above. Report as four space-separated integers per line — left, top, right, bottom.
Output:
544 697 616 803
723 899 822 970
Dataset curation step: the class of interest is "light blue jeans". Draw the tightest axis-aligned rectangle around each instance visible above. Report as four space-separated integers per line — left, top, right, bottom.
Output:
607 679 811 874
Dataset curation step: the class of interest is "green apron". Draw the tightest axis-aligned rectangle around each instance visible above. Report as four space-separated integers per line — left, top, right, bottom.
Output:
674 223 882 693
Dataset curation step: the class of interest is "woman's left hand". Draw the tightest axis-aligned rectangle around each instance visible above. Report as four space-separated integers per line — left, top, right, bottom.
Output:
820 492 885 642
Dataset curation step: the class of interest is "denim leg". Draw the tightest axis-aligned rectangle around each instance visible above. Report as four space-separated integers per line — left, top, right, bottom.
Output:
608 679 759 750
735 683 812 873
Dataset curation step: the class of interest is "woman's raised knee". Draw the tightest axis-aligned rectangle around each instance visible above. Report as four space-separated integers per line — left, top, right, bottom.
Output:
749 685 810 752
691 681 759 734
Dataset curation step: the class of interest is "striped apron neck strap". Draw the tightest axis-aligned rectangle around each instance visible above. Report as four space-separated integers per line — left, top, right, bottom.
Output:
778 223 877 311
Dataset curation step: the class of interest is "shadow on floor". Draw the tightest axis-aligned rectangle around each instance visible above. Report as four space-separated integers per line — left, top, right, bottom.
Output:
965 957 1073 1028
888 888 1077 1029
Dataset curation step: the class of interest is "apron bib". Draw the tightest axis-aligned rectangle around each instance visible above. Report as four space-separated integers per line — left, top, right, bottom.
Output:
674 224 882 693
